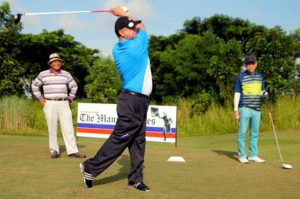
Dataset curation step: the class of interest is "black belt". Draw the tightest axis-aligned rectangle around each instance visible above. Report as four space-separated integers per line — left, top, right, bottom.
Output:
123 90 149 99
46 98 67 101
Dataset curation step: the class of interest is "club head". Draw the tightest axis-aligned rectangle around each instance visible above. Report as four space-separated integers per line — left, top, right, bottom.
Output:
14 13 22 24
282 163 293 169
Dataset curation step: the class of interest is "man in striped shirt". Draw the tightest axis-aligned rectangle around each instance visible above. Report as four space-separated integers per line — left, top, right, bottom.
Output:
31 53 86 159
234 56 266 164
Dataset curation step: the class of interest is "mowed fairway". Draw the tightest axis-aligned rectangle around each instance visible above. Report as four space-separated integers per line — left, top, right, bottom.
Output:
0 130 299 199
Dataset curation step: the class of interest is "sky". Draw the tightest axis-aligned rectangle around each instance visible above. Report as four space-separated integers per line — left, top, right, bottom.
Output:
3 0 300 57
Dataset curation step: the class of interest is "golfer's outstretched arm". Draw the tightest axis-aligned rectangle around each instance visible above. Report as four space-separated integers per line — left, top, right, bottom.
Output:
111 6 145 30
234 92 240 120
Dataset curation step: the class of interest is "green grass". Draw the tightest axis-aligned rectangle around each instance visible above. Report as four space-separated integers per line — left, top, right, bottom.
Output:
0 130 299 199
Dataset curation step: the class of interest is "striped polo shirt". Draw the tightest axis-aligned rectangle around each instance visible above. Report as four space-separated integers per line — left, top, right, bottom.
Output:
234 71 265 111
31 69 78 100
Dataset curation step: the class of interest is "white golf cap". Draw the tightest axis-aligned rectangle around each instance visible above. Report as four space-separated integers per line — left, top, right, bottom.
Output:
48 53 63 64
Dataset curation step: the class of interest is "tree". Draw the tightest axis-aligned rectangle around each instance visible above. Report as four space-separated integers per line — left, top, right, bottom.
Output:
289 29 300 99
85 57 121 103
150 32 242 105
246 27 297 98
0 2 102 98
19 30 100 97
182 17 202 35
150 14 300 106
0 2 23 96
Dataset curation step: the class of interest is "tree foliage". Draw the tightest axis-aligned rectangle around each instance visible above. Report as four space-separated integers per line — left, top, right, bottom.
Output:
0 2 122 100
245 27 297 97
19 30 100 97
85 57 121 103
150 15 300 110
0 2 23 95
1 1 300 114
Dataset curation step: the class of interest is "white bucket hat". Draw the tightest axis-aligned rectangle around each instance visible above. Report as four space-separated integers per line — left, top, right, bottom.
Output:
48 53 63 64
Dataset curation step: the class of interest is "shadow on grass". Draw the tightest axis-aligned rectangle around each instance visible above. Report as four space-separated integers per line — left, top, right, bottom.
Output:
59 145 66 154
93 155 130 186
59 144 87 154
77 144 87 150
212 149 238 161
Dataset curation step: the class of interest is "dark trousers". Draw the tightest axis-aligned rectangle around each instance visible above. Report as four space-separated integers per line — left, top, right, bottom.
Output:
83 91 149 183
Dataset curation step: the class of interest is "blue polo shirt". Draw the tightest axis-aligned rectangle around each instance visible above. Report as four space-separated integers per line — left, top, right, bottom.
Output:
234 71 265 111
112 29 152 96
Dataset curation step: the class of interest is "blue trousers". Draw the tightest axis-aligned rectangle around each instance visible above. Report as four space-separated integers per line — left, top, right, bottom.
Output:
237 107 261 158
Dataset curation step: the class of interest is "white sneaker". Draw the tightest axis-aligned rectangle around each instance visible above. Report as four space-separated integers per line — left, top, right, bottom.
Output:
248 156 265 163
238 157 250 164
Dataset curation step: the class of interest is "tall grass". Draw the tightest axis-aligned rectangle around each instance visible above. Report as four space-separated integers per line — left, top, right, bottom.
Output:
0 96 46 135
269 96 300 130
176 96 300 136
0 96 300 136
0 96 32 131
177 99 237 136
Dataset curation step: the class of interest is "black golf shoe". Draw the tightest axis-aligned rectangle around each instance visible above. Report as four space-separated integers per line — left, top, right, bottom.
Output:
129 182 150 192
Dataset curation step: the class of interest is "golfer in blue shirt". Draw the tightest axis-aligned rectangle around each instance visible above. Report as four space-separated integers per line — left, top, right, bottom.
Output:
80 6 152 192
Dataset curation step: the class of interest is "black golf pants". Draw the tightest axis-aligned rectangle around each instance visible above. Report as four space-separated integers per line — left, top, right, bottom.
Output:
83 91 149 184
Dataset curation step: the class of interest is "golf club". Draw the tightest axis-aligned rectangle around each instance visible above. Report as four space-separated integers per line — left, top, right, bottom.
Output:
14 6 128 24
265 94 293 169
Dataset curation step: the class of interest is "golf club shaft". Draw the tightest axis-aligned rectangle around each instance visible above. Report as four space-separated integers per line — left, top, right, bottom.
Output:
268 112 284 162
21 9 111 16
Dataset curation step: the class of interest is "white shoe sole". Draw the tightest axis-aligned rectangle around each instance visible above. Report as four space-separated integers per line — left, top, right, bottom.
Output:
79 163 84 173
248 160 265 163
79 163 88 188
238 158 249 164
248 157 265 163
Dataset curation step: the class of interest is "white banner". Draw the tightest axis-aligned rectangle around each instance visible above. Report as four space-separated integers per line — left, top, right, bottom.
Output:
77 103 177 143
